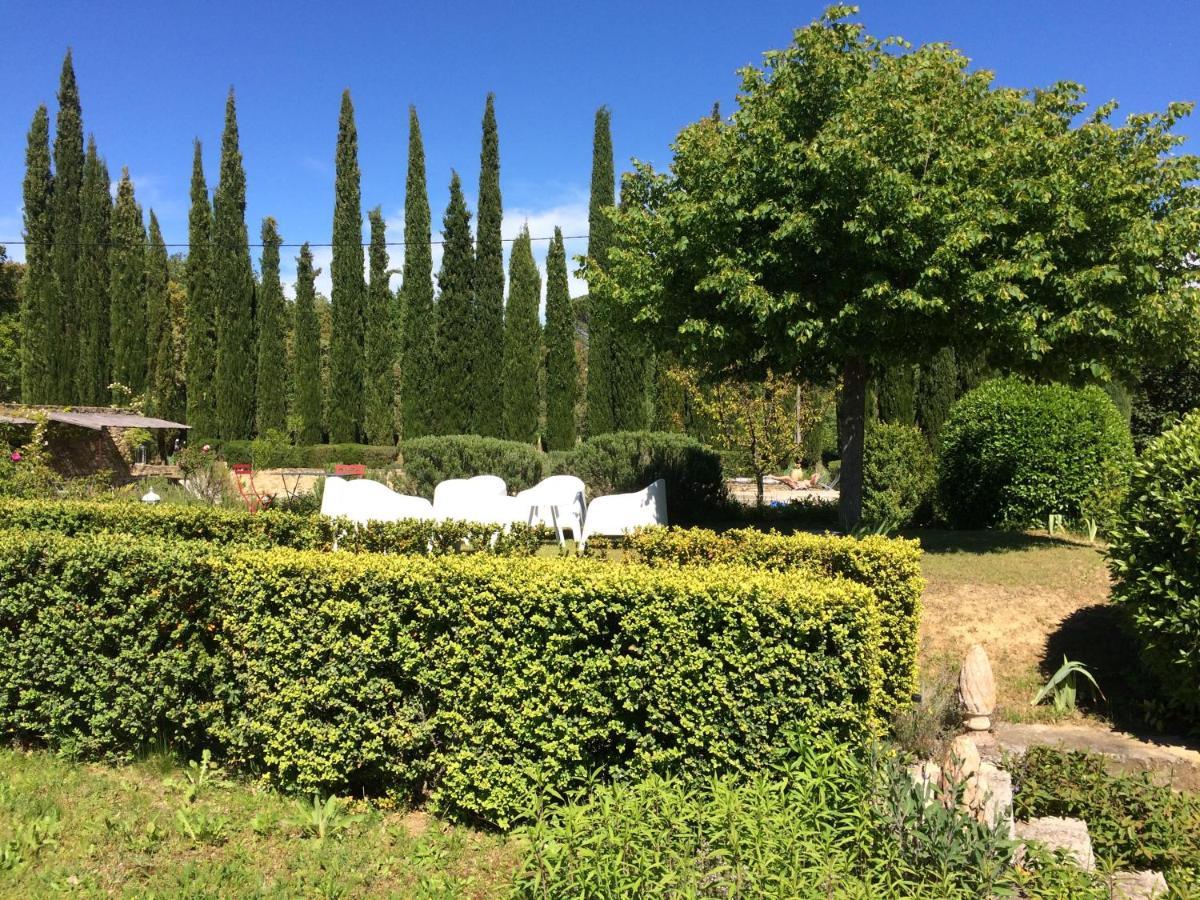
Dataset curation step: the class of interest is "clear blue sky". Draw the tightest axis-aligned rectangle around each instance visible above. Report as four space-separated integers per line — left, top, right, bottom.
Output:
2 1 1196 296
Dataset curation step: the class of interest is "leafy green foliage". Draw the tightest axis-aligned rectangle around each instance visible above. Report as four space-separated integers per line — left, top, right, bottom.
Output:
585 107 616 437
553 430 726 524
863 422 935 527
501 228 541 444
398 106 437 441
254 218 288 436
107 169 147 399
627 525 923 710
51 51 84 404
329 90 365 443
1030 656 1104 713
1012 747 1200 888
1130 359 1200 452
473 93 505 438
19 106 54 404
0 249 22 403
184 140 217 438
75 137 111 405
144 211 171 413
936 378 1133 530
1108 410 1200 720
916 347 958 449
395 434 544 497
290 244 323 445
0 529 893 827
877 365 917 426
433 174 476 435
543 228 578 451
362 208 394 445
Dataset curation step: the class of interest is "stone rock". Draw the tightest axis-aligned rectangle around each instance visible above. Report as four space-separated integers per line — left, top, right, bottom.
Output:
1015 817 1095 871
906 760 942 805
940 734 981 791
959 643 997 731
1109 870 1168 899
971 761 1015 838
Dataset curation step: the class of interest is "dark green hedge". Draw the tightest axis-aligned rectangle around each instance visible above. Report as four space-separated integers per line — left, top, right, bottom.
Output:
626 526 923 713
1108 410 1200 721
395 434 545 498
936 378 1133 530
214 441 398 470
0 530 890 827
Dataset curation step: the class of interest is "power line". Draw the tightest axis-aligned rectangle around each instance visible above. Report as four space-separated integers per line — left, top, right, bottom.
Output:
0 233 591 250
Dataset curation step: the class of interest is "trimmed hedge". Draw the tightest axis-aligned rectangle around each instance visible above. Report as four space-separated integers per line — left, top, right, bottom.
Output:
215 441 399 470
936 378 1133 530
626 526 923 710
0 529 890 827
863 423 935 527
395 434 546 498
0 498 546 556
553 431 726 523
1108 410 1200 720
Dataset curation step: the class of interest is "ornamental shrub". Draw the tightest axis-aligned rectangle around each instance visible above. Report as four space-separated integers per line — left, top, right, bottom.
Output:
627 526 923 711
936 378 1133 530
862 423 935 527
0 529 893 827
395 434 545 497
554 431 726 523
216 441 398 470
1107 410 1200 720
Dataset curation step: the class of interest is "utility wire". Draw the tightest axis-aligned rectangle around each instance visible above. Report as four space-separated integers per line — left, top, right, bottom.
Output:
0 234 590 249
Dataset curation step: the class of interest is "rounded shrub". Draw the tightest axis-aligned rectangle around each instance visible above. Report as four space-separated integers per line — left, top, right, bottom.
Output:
1108 410 1200 719
554 431 726 523
396 434 544 498
936 378 1133 530
862 423 934 527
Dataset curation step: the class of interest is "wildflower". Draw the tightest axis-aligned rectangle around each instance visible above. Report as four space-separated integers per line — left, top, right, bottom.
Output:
10 451 21 462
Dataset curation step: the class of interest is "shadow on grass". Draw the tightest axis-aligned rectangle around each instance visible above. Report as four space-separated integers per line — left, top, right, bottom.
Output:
911 528 1090 556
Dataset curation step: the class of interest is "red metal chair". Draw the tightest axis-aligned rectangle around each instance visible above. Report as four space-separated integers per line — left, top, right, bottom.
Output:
333 463 367 478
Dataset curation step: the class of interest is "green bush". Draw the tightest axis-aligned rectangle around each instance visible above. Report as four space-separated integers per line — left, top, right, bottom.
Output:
1108 410 1200 720
0 498 545 556
862 422 935 527
395 434 545 498
1012 746 1200 888
626 526 923 712
936 378 1133 530
0 529 891 827
554 431 726 523
214 441 397 470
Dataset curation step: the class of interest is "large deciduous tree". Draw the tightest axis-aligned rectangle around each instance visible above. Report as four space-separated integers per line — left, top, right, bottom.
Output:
434 172 476 435
185 140 217 437
501 226 541 443
107 169 146 399
399 106 436 439
20 106 54 404
292 243 324 444
255 217 288 435
363 207 394 445
51 50 84 402
329 89 365 443
544 227 578 449
76 138 111 404
212 90 256 439
598 8 1200 528
473 93 505 436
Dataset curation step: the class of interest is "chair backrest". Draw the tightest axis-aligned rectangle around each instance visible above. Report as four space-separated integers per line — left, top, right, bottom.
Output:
339 478 433 524
231 463 253 475
582 479 667 544
334 463 367 478
527 474 586 502
320 476 348 519
466 474 507 496
516 475 588 531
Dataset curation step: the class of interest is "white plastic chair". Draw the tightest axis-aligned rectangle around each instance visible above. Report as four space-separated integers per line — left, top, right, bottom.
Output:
433 477 508 522
515 475 587 545
321 475 433 526
467 474 507 496
577 479 667 551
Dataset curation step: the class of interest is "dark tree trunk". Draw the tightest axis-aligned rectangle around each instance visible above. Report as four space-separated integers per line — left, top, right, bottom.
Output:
838 356 868 532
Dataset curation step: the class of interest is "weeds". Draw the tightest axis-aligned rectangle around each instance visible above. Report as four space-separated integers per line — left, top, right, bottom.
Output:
289 795 362 842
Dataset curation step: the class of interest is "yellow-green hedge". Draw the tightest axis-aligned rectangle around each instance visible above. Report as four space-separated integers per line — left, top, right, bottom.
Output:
0 529 892 827
626 527 924 707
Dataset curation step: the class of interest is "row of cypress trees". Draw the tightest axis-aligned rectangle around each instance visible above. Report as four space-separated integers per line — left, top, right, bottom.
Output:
19 52 646 447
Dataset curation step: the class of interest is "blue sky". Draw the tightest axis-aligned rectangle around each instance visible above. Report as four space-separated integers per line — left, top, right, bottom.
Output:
1 1 1197 297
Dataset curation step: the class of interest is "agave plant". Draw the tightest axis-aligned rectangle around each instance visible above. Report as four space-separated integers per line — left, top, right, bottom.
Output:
1031 656 1105 714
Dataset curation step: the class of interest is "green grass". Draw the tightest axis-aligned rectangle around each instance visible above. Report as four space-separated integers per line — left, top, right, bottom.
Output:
0 748 516 897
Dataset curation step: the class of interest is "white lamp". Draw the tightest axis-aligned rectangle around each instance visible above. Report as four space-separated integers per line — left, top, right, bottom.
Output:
141 489 161 505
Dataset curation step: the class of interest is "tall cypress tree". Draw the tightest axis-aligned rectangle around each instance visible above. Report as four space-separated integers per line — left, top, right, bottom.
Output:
608 176 653 431
185 140 216 437
434 172 476 435
473 93 505 436
51 50 84 402
544 227 577 449
255 217 288 435
363 208 394 445
212 89 256 439
329 89 365 443
108 170 146 398
916 347 958 447
76 138 111 404
877 364 917 425
292 244 323 444
585 106 615 436
399 106 437 439
500 226 541 443
20 106 54 404
144 207 170 405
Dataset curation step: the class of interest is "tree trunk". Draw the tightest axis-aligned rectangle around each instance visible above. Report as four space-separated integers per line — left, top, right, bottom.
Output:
838 356 868 532
756 471 765 508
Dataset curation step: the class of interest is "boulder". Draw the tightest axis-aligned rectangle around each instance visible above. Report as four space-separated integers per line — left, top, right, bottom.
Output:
1015 816 1095 871
959 643 997 731
1109 870 1168 899
971 761 1014 838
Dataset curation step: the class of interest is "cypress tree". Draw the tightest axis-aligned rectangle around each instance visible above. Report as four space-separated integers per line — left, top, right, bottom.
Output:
329 89 365 443
399 106 437 439
473 93 505 436
144 210 171 411
76 140 111 404
501 226 541 443
108 170 146 398
363 208 394 445
185 141 216 437
877 364 917 425
292 243 323 444
20 106 54 404
255 217 288 435
434 172 476 435
916 347 958 447
544 227 577 449
212 89 256 439
51 50 84 401
609 175 652 431
585 106 615 436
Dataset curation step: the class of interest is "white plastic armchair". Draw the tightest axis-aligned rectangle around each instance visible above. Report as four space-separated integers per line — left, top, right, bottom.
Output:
432 476 509 523
515 475 587 545
577 479 667 551
320 475 433 526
